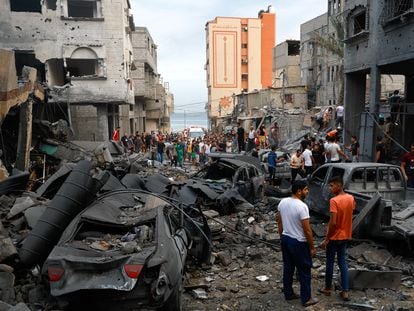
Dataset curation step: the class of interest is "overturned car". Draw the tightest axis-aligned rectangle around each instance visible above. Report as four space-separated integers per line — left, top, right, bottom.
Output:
42 190 211 311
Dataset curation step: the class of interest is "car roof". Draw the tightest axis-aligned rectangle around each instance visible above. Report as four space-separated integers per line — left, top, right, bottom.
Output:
208 153 262 169
319 162 400 172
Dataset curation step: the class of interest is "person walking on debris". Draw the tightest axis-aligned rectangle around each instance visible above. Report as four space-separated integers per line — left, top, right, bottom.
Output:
258 125 266 149
176 139 184 168
326 136 348 163
319 176 355 302
335 104 344 129
267 146 277 185
323 107 333 129
401 142 414 188
247 126 256 152
269 122 280 148
302 143 314 176
375 136 386 163
277 180 318 307
345 135 360 162
290 149 305 183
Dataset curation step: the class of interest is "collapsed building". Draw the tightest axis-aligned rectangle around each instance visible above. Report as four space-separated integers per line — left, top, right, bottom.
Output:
0 0 135 141
343 0 414 159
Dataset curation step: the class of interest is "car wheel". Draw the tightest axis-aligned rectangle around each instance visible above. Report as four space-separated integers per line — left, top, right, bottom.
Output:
158 276 183 311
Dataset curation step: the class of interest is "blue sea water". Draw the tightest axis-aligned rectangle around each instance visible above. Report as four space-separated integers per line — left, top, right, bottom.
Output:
171 111 208 132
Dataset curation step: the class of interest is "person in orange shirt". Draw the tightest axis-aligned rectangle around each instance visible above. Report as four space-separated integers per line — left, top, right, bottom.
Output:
319 176 355 301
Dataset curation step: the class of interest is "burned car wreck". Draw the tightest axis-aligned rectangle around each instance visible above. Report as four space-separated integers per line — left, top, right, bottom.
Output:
184 155 265 214
41 189 211 311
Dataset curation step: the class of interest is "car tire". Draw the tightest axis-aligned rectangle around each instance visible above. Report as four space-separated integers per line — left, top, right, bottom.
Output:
158 276 183 311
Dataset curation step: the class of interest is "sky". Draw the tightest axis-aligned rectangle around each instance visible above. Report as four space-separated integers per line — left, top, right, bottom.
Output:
131 1 327 114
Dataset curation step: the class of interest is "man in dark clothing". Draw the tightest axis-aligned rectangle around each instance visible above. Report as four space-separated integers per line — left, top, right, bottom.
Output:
375 136 386 163
237 122 245 152
121 133 129 153
268 146 277 185
157 140 165 163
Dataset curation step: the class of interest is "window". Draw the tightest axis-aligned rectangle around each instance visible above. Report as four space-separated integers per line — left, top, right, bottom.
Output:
353 11 367 35
66 59 98 76
241 43 248 49
66 47 104 78
284 94 293 104
67 0 101 18
331 168 345 180
312 166 328 183
10 0 41 12
46 0 57 10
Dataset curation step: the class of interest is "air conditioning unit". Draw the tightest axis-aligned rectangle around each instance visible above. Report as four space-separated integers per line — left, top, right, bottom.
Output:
241 59 248 64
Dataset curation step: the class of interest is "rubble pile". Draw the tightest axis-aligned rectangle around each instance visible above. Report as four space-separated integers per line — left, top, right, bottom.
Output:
1 151 414 310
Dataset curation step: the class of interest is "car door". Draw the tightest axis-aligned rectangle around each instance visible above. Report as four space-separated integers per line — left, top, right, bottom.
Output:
306 165 330 215
235 167 252 199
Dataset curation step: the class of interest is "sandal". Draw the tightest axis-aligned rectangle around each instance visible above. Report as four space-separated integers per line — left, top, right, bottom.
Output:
318 288 331 296
340 291 350 301
286 292 300 300
303 298 319 307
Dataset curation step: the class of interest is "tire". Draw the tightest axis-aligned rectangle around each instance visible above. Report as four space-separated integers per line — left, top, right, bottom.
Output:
158 277 183 311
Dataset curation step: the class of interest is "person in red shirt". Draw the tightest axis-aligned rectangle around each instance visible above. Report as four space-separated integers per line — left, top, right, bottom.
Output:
112 126 120 141
401 142 414 188
319 176 355 301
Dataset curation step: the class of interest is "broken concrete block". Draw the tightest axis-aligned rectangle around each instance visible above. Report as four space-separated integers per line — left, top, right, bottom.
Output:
191 288 208 299
0 264 14 273
349 269 401 289
0 301 12 311
203 210 219 218
247 216 255 224
0 195 14 209
7 196 35 219
0 237 17 263
217 251 232 267
0 272 15 303
8 303 31 311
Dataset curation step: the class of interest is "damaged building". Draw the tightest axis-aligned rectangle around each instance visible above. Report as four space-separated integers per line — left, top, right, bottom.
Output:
343 0 414 159
132 27 174 133
0 0 136 141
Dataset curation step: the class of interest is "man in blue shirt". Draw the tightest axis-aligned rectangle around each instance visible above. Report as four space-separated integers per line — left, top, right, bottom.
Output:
268 146 277 185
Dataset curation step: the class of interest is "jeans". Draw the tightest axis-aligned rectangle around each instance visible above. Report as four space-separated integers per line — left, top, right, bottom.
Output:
325 240 349 291
281 235 312 304
157 152 163 163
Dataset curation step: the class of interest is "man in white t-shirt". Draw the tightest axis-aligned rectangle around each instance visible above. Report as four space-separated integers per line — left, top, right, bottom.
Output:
302 143 314 176
326 137 348 163
277 180 318 307
335 105 344 128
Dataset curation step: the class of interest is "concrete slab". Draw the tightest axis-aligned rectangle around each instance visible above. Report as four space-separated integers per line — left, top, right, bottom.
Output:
349 269 401 289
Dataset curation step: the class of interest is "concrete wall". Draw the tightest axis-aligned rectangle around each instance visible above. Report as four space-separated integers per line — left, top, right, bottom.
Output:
274 41 301 88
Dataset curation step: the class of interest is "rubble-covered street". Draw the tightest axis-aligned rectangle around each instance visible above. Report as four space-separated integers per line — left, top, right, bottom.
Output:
1 158 414 311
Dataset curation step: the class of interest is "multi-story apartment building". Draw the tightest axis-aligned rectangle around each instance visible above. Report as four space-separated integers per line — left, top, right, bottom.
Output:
0 0 135 141
343 0 414 159
205 6 276 130
132 27 174 134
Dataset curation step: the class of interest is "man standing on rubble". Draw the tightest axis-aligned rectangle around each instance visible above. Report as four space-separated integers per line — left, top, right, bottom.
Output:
319 176 355 302
277 180 318 307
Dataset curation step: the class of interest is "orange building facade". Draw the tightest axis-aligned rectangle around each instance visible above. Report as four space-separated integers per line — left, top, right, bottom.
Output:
205 6 276 129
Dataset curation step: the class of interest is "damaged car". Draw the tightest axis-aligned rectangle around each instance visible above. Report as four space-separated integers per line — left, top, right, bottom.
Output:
42 190 211 311
188 155 265 214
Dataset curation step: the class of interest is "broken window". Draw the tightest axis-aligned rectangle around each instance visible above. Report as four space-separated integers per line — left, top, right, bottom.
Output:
46 59 66 86
65 47 104 78
67 0 101 18
287 42 300 56
14 51 46 82
46 0 57 10
312 166 328 183
353 11 367 35
10 0 41 12
66 59 98 77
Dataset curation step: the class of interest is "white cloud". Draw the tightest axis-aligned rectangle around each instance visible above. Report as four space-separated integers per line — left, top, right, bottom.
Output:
131 0 327 111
